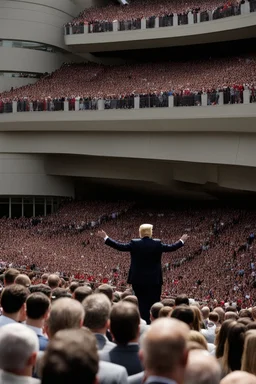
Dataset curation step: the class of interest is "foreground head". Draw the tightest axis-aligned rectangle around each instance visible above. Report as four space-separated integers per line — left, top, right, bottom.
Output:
110 301 140 345
220 371 256 384
141 318 189 383
184 350 221 384
42 328 99 384
139 224 153 238
82 293 111 331
241 330 256 375
46 297 84 338
0 323 39 375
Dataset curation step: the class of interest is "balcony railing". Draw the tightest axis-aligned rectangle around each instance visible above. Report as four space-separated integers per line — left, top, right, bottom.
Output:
0 90 254 114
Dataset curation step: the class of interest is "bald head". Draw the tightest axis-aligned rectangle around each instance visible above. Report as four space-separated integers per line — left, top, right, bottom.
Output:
184 350 221 384
141 318 189 379
221 371 256 384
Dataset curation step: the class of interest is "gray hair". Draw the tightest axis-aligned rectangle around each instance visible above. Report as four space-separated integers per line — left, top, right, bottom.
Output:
82 293 111 330
0 323 39 371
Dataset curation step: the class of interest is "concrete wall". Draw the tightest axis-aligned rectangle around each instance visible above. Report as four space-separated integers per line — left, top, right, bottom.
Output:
65 13 256 52
0 77 37 93
0 0 79 50
0 154 74 196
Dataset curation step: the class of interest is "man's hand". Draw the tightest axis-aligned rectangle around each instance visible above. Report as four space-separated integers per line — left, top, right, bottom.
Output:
97 230 108 239
181 234 189 243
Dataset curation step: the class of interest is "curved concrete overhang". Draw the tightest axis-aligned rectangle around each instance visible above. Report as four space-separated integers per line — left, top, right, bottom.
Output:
0 104 256 133
65 13 256 52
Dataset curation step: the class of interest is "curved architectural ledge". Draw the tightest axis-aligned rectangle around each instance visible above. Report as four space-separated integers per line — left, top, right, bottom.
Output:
0 47 66 74
0 104 256 133
65 13 256 52
0 0 79 50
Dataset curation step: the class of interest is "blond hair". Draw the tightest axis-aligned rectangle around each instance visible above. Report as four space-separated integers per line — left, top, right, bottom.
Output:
139 224 153 238
188 330 208 350
241 330 256 375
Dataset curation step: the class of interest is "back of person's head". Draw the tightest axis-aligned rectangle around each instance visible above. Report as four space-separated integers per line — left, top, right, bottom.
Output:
237 317 253 326
82 293 111 330
4 268 20 285
123 295 138 306
225 306 237 313
215 320 236 359
246 322 256 331
209 312 219 323
46 297 84 338
0 323 39 373
251 306 256 321
184 350 221 384
1 284 29 314
141 318 189 379
171 306 194 328
74 285 92 303
110 301 140 345
239 309 252 320
241 330 256 375
113 291 121 303
213 307 225 324
41 328 98 384
201 306 210 319
41 273 49 284
223 322 246 373
95 284 113 302
51 288 71 301
26 292 50 320
159 306 173 318
29 284 52 298
150 302 164 321
139 223 153 238
187 341 207 352
120 290 133 300
191 305 203 331
47 274 60 289
220 371 256 384
175 294 189 306
161 298 175 307
225 311 239 321
69 281 80 294
14 274 31 288
188 330 208 350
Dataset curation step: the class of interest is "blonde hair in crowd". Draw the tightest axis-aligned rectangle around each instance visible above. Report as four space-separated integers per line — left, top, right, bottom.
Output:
139 224 153 238
241 330 256 375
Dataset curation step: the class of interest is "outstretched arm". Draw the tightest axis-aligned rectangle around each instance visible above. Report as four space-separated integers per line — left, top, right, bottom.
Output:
161 234 189 252
97 230 132 252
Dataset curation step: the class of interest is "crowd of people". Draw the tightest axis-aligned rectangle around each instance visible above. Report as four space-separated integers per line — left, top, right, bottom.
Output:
65 0 243 32
0 200 255 308
0 269 256 384
0 57 256 109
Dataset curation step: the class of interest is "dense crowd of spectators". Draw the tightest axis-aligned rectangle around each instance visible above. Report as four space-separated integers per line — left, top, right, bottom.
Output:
0 56 256 109
0 200 256 308
65 0 242 32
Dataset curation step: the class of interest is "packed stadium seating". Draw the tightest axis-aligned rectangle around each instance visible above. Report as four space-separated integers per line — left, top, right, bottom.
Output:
0 56 255 111
0 200 255 307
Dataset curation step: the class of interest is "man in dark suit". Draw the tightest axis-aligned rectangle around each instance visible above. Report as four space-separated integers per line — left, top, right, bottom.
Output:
98 224 188 323
99 301 143 376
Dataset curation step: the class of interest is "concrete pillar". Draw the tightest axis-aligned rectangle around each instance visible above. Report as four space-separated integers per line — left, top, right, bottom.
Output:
97 99 105 110
208 10 213 20
173 14 178 27
113 20 118 32
29 102 33 112
75 100 79 111
243 89 250 104
168 95 174 108
134 96 140 109
84 23 89 33
12 101 17 113
197 12 200 23
242 0 250 14
141 18 146 29
155 17 159 28
201 93 207 106
69 26 73 35
188 11 194 24
64 101 69 112
218 91 224 105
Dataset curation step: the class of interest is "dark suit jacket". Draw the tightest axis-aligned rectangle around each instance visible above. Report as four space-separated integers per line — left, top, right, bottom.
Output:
99 344 143 376
105 237 183 285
